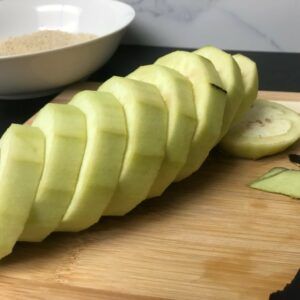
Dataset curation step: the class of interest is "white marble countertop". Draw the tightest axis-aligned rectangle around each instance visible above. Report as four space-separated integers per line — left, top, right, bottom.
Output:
120 0 300 52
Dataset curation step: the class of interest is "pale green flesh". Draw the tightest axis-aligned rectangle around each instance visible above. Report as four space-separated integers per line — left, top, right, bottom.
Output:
57 91 127 232
232 54 259 123
128 64 197 197
99 76 168 215
20 104 87 241
250 169 300 199
155 51 227 181
195 46 245 137
220 100 300 159
0 125 44 259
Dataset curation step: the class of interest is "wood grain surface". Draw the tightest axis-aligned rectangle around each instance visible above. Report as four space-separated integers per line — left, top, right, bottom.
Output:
1 84 300 300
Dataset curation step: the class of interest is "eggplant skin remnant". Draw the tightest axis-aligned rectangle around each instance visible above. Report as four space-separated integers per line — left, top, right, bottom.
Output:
210 83 227 94
289 154 300 166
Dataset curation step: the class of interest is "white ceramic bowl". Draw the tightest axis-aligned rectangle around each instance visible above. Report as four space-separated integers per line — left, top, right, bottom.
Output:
0 0 135 99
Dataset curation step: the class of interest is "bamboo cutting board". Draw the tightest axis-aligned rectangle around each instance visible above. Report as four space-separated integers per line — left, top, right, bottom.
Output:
0 84 300 300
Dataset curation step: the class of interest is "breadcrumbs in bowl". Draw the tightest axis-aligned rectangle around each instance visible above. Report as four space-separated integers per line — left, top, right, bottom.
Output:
0 30 98 57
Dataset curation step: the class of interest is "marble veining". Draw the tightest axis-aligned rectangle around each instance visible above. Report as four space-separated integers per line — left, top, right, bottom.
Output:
120 0 299 52
219 8 283 51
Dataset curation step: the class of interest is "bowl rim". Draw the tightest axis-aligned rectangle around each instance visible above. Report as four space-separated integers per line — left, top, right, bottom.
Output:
0 0 135 61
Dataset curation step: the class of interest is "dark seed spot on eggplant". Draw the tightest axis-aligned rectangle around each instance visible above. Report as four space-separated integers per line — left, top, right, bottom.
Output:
265 118 272 123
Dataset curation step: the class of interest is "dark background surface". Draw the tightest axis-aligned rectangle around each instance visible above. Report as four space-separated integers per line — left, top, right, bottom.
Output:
1 45 300 135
